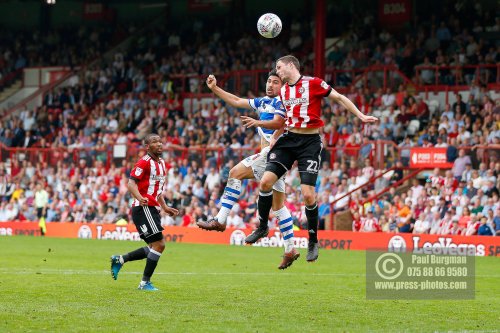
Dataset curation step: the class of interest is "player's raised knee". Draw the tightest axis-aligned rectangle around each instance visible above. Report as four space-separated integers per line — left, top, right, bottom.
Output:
152 240 165 253
228 167 240 179
228 163 251 180
259 177 274 192
302 192 317 206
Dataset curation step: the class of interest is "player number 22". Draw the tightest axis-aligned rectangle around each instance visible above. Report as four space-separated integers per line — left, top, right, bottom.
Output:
306 160 319 173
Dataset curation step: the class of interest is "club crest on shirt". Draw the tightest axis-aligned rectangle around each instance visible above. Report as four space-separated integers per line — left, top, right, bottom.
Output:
134 167 143 176
298 87 305 94
269 153 276 160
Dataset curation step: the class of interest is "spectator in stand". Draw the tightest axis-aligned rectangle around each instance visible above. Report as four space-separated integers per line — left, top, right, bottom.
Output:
226 210 245 229
413 212 430 234
360 211 379 232
494 207 500 236
381 88 395 108
448 218 463 235
477 216 494 236
397 199 413 233
398 137 413 166
416 56 435 84
452 149 472 181
373 170 389 193
331 184 349 212
446 137 459 162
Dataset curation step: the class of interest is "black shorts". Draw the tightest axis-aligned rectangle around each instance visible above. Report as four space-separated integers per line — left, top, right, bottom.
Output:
36 207 46 219
266 131 323 186
131 206 164 244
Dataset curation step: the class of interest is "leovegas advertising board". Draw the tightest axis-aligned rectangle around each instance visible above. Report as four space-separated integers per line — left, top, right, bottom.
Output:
410 147 454 169
2 222 499 256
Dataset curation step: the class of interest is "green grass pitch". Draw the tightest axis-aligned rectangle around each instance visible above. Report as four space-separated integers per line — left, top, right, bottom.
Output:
1 237 499 332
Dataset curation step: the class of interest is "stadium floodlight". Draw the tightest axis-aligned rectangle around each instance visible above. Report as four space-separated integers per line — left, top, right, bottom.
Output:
46 0 56 5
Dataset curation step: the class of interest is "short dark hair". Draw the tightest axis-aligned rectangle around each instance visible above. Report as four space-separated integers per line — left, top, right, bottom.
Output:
268 69 279 78
276 55 300 71
144 133 160 145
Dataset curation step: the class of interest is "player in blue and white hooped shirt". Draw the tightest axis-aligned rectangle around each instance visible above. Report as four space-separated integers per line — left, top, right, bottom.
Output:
197 70 299 269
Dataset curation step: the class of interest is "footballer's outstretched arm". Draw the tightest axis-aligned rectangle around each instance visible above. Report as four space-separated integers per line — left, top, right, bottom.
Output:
206 74 252 110
327 89 378 123
240 114 285 130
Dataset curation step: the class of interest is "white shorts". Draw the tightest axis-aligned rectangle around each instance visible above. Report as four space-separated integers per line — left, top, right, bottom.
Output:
241 146 286 193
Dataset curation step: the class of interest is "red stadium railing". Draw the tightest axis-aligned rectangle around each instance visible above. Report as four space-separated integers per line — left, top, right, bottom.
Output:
147 70 271 96
2 143 499 172
148 64 499 98
325 65 416 92
415 64 500 88
360 168 423 214
326 166 412 229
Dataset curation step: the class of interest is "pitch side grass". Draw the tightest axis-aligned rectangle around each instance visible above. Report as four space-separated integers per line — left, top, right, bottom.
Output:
0 237 498 332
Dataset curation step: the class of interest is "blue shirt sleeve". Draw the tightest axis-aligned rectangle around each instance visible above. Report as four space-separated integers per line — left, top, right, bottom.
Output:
273 99 286 118
248 98 262 110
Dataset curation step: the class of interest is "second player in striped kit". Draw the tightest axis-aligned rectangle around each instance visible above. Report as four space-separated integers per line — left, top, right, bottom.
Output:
110 133 179 291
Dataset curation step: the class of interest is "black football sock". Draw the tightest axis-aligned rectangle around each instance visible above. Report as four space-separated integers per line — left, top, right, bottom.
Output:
123 246 150 263
257 190 273 230
305 203 319 243
142 249 161 282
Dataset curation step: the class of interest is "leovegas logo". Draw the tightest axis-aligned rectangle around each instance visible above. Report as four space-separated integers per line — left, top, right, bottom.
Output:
253 231 308 249
95 226 142 241
412 236 485 256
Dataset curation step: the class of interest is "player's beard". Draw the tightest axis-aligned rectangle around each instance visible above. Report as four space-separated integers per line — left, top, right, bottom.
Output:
266 90 276 97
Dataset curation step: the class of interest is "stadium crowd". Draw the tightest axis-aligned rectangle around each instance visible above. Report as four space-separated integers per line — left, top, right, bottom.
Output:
0 25 133 89
1 83 499 237
0 4 499 237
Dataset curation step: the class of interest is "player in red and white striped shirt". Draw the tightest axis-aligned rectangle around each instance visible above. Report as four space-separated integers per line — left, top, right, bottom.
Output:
252 55 377 262
110 133 179 291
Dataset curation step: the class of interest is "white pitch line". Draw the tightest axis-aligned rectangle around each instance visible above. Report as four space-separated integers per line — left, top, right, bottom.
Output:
0 268 498 278
0 268 361 276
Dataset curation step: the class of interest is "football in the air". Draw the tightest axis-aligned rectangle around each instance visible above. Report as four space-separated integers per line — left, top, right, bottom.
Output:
257 13 282 38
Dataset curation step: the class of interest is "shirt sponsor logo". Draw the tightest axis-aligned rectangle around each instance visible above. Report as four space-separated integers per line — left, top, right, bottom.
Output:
283 98 308 107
